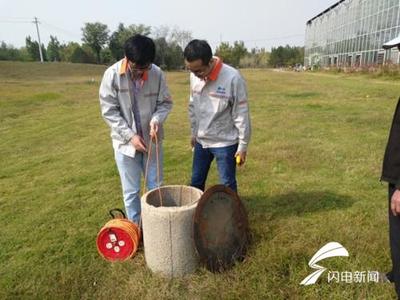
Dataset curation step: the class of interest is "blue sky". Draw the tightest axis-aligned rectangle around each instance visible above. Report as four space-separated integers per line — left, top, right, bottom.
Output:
0 0 337 50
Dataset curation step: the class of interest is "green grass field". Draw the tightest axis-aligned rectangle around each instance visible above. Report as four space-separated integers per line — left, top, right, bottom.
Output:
0 61 399 299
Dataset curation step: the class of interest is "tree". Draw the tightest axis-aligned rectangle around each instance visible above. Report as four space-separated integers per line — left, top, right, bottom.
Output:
18 47 31 61
70 46 88 63
81 22 109 63
100 47 113 64
109 23 151 61
70 44 96 64
269 45 304 68
215 41 247 67
25 36 36 61
154 37 168 68
232 41 247 67
215 42 234 65
59 42 80 62
170 27 192 50
164 42 183 70
47 35 61 62
152 25 170 40
126 24 151 36
25 36 47 61
239 48 270 68
0 42 22 61
108 23 126 61
271 46 286 67
154 38 183 70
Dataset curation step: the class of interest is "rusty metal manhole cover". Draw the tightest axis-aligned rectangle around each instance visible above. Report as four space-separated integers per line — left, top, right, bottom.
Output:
193 185 249 272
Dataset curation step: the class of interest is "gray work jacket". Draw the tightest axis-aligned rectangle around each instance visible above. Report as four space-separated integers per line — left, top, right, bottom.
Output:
188 57 251 152
99 58 172 157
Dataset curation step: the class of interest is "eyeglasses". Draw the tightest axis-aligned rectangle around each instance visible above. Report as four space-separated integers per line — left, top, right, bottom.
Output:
187 66 208 76
128 61 152 72
185 61 212 78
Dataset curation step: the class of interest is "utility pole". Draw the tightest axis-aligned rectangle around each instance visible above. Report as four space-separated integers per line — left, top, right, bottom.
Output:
33 17 44 63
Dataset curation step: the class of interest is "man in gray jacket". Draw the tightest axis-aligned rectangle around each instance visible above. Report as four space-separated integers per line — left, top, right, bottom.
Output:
99 35 172 224
184 40 251 192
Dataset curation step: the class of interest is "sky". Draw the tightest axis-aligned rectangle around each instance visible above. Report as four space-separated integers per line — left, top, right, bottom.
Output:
0 0 338 51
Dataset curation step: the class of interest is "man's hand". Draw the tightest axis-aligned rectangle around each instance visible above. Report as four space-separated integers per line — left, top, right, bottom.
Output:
391 189 400 216
190 136 196 148
131 135 147 152
235 151 247 166
150 122 159 139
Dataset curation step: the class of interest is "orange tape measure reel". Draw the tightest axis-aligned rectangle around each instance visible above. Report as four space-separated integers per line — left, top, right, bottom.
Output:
96 209 141 261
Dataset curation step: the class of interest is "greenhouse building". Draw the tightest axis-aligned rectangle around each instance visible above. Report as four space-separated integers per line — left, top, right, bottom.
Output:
305 0 400 68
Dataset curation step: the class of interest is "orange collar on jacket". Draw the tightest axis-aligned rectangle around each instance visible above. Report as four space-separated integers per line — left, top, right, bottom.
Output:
206 57 223 81
119 57 149 81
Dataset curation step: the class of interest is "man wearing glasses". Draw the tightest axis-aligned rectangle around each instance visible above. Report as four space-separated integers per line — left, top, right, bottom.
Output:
99 35 172 225
184 39 251 192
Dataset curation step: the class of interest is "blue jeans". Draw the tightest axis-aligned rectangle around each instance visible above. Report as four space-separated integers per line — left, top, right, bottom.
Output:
191 142 238 192
114 143 163 224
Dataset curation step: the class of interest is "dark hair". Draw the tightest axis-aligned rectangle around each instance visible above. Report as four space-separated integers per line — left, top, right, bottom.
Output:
183 39 212 65
124 34 155 65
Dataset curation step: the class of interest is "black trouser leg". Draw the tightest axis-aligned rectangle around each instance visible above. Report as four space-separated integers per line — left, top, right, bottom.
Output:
389 183 400 298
